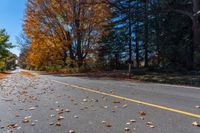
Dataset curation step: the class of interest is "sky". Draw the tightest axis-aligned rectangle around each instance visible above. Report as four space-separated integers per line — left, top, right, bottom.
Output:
0 0 26 56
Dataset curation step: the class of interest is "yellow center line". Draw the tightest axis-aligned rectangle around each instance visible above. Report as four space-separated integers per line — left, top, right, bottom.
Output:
52 80 200 119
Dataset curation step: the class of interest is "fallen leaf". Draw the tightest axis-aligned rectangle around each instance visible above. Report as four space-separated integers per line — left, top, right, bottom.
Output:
105 123 112 127
101 121 106 124
124 127 130 131
146 122 153 125
7 124 18 129
123 104 128 108
55 122 61 127
139 111 146 116
74 115 79 118
112 100 120 104
83 99 87 102
22 119 29 123
192 121 200 127
31 123 35 126
69 130 75 133
50 114 55 117
22 117 30 123
130 119 136 123
58 110 64 114
149 125 155 128
29 107 36 110
49 122 54 125
104 106 108 109
195 106 200 109
65 109 70 112
146 122 155 128
58 116 64 121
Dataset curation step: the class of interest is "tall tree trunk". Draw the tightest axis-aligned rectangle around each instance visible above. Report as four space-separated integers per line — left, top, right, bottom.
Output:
190 0 200 69
168 0 200 69
128 0 132 78
135 1 140 69
135 21 140 68
77 30 83 68
75 2 83 68
115 53 119 70
144 0 149 68
76 18 82 67
193 0 200 46
187 34 194 70
155 0 161 67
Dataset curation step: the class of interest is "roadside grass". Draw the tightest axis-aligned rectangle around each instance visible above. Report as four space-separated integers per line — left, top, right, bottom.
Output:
62 71 200 87
34 69 200 87
20 71 35 77
132 73 200 87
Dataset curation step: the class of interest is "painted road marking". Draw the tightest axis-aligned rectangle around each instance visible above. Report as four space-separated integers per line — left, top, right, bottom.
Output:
52 80 200 119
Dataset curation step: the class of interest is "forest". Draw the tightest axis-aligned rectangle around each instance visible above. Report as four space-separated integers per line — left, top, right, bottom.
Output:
16 0 200 74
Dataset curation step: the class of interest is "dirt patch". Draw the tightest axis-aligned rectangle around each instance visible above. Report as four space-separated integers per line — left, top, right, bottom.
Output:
20 71 35 77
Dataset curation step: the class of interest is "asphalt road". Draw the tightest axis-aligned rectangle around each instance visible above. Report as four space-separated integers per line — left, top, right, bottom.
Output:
0 70 200 133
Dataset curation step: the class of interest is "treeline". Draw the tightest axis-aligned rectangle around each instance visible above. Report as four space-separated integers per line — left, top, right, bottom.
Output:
19 0 200 72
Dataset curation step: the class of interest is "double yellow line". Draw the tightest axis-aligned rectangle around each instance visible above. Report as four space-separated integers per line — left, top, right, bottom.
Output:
52 80 200 119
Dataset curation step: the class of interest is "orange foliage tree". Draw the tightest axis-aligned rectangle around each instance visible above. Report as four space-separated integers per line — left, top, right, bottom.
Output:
24 0 110 70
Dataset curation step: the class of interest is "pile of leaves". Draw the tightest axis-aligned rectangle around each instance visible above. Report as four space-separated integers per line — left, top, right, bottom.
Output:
0 72 8 79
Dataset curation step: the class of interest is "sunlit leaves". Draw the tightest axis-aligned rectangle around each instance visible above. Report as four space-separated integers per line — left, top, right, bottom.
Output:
24 0 111 69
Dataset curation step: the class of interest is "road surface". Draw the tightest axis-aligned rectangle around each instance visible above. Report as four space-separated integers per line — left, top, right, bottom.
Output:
0 70 200 133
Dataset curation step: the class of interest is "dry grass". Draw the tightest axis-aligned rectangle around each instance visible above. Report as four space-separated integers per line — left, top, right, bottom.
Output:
20 71 35 77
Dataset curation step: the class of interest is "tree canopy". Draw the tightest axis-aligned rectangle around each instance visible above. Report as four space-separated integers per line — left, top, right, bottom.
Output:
23 0 110 70
0 29 12 59
0 29 13 70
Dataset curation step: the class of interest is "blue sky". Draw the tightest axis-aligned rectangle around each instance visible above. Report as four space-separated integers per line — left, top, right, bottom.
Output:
0 0 26 56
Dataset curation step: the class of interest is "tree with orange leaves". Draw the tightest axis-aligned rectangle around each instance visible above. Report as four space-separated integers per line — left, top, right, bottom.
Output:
24 0 110 70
